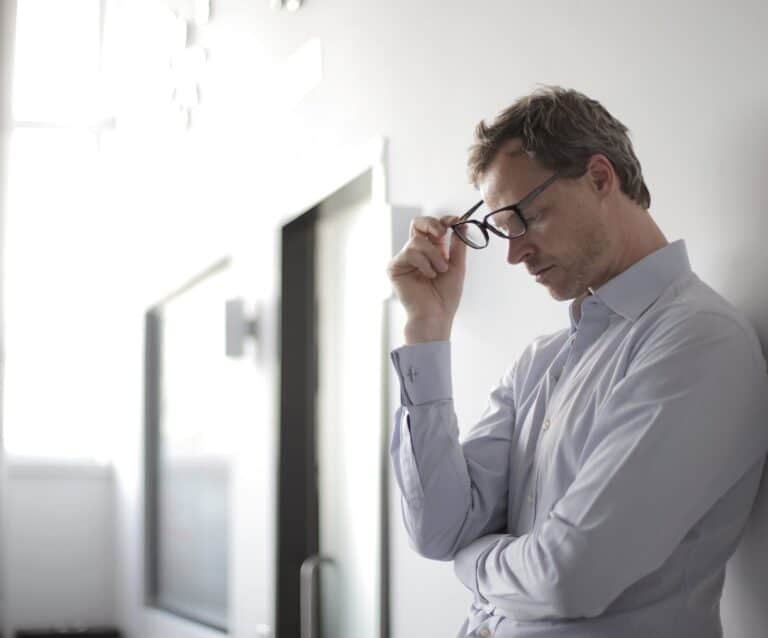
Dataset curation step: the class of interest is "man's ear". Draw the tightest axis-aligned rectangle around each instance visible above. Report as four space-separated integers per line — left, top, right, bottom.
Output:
587 154 615 198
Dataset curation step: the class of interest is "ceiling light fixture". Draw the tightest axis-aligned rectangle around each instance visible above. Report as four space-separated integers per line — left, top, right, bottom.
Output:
271 0 303 11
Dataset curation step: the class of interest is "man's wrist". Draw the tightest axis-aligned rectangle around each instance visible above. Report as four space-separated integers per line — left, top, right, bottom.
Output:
404 318 451 344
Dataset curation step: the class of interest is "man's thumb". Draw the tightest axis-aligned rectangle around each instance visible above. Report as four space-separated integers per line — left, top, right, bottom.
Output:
447 223 467 270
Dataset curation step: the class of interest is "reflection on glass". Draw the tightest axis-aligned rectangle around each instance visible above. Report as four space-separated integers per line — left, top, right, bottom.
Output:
315 173 383 638
147 263 233 630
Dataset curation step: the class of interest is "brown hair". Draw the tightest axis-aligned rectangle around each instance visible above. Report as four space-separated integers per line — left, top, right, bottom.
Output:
467 85 651 209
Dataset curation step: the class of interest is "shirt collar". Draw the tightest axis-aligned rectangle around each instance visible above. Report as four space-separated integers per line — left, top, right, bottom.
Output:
568 239 691 331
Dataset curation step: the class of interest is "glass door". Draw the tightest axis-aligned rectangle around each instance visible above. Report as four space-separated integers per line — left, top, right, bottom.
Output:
313 172 388 638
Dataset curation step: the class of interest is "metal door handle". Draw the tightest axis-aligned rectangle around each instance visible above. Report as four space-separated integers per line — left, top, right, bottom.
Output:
225 297 260 358
300 554 334 638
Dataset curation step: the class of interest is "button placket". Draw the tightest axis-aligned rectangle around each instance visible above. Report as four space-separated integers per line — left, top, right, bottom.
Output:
529 332 574 525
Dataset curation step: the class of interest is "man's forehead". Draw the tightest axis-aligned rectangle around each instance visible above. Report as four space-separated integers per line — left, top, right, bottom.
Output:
493 138 538 171
481 141 544 202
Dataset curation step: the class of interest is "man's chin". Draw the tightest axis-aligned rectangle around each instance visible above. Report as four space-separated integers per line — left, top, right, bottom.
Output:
545 282 587 302
547 288 572 302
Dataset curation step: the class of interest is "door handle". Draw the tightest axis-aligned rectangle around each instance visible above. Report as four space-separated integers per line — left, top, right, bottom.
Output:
300 554 334 638
225 297 260 358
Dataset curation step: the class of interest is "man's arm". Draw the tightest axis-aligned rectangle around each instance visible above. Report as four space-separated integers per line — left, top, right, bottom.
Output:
453 311 768 621
390 339 517 560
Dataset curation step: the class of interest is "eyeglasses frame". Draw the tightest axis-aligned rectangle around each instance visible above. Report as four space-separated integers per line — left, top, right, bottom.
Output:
451 171 561 249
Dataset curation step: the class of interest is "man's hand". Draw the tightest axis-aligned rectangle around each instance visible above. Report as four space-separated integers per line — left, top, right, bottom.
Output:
386 214 467 343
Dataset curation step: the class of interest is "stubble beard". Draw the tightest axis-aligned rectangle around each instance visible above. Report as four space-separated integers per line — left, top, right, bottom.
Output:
547 221 612 301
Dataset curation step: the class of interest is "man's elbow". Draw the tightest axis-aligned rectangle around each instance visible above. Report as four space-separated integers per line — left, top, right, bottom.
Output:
411 541 455 561
406 523 462 561
400 494 471 561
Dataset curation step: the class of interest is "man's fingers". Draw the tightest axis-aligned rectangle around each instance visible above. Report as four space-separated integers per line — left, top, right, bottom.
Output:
438 214 461 226
407 236 449 273
437 215 466 268
449 223 467 269
405 214 466 270
388 233 450 281
403 248 438 279
410 216 449 242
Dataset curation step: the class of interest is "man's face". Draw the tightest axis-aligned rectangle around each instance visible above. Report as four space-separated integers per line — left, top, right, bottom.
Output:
478 141 614 301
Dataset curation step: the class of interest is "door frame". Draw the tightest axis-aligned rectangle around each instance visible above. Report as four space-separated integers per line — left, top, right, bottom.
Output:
274 137 392 638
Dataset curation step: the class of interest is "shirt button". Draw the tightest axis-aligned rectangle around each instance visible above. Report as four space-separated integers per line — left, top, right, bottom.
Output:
542 418 550 431
478 628 491 638
527 492 534 504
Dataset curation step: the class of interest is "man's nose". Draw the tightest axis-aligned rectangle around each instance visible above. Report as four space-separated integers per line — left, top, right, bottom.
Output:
506 235 535 265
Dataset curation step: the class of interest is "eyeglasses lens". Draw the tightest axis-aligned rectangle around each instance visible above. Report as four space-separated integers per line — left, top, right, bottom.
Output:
455 221 487 248
488 209 525 238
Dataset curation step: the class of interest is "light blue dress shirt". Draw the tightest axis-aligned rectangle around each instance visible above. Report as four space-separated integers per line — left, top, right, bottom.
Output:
389 240 768 637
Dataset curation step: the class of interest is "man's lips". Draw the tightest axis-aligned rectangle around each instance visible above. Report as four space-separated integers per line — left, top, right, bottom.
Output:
530 266 554 276
534 266 556 281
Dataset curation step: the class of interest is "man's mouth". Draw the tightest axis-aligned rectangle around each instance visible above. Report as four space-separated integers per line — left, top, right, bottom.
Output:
535 266 555 282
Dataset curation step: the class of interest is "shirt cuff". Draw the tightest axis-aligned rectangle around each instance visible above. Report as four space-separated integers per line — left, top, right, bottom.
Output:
390 340 452 406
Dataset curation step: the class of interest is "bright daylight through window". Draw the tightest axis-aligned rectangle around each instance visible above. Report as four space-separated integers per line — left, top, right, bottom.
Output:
4 0 111 460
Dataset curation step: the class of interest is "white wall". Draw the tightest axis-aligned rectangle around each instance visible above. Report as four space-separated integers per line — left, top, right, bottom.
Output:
8 0 762 637
0 0 16 631
4 461 115 630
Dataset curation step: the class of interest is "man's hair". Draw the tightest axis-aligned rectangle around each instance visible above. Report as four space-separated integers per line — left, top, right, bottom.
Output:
467 85 651 209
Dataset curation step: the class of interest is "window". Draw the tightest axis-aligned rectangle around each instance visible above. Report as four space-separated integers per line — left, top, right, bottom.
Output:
4 0 113 460
144 260 233 630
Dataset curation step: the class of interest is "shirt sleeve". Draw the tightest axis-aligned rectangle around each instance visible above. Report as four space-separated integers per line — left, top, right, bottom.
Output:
389 340 517 561
453 311 768 621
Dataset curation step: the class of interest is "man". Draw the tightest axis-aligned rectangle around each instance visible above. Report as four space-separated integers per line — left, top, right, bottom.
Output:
385 85 768 637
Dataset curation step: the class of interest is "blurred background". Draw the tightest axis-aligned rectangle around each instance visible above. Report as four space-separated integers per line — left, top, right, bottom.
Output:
1 1 768 637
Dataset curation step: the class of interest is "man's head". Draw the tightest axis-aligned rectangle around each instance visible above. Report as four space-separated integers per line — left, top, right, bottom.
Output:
466 85 663 301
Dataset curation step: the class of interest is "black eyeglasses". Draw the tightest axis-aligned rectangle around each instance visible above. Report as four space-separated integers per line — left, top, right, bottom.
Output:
452 172 560 249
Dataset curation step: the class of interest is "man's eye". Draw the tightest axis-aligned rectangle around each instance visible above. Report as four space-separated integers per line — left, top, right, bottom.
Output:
524 212 541 224
525 207 547 224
